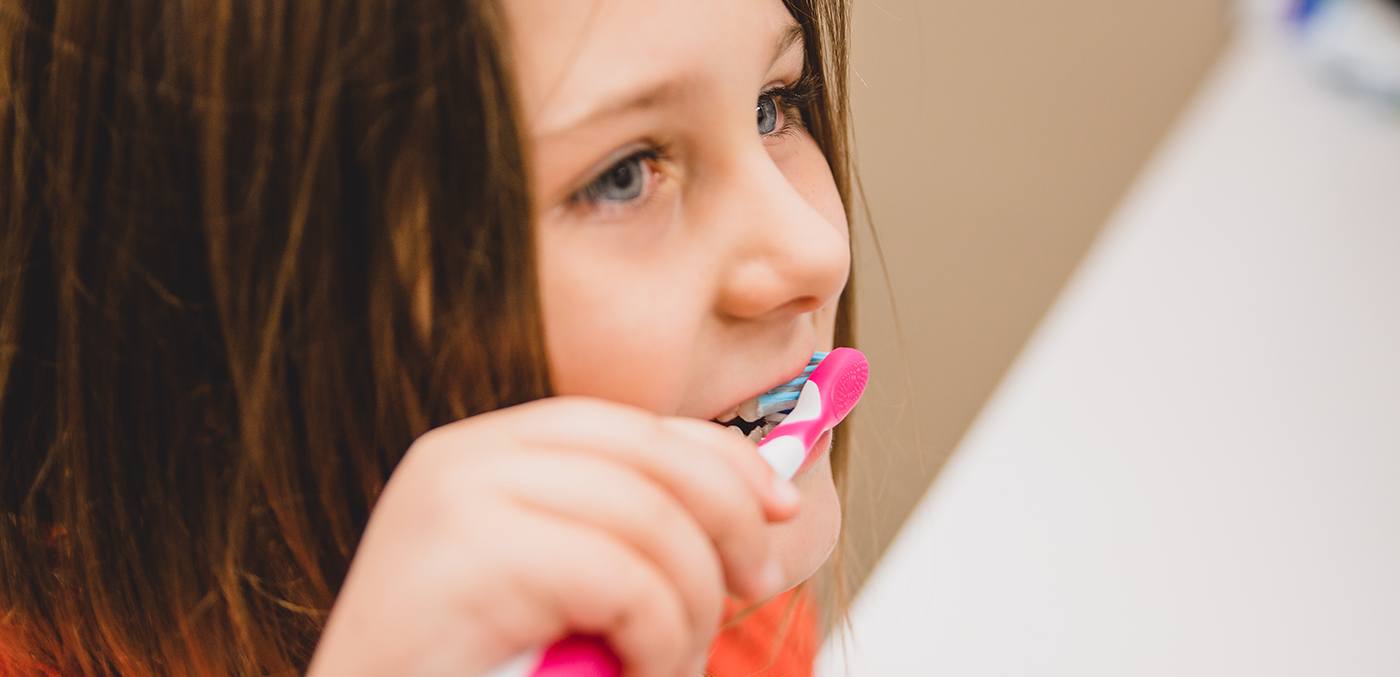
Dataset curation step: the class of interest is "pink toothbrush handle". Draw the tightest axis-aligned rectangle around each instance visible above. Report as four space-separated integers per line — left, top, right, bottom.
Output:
530 635 619 677
528 348 868 677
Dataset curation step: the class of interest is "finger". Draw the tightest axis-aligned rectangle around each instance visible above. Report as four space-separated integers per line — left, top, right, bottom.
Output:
509 398 785 601
510 397 800 517
658 416 802 520
498 451 727 652
504 509 697 677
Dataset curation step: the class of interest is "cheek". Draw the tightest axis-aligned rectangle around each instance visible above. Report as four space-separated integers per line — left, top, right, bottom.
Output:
781 137 846 340
780 136 849 240
537 234 707 413
768 451 843 587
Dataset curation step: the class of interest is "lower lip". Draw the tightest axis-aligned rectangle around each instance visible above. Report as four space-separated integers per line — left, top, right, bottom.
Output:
793 428 834 478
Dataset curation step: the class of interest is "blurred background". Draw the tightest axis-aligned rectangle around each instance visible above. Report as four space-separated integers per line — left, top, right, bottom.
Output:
822 0 1400 673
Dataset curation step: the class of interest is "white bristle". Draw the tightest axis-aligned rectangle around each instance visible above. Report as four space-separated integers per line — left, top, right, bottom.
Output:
746 427 765 443
758 398 796 419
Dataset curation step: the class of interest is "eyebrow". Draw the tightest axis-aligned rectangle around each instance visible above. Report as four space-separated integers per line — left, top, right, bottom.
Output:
538 22 806 138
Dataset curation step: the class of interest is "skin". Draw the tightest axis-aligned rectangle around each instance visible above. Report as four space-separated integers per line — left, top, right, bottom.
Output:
309 2 850 675
514 0 851 590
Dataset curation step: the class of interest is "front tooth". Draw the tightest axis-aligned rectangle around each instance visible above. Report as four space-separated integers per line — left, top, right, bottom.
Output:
738 397 761 423
746 426 765 442
727 425 746 437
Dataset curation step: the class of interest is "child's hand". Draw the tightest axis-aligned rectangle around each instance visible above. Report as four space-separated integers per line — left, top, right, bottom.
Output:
307 396 801 677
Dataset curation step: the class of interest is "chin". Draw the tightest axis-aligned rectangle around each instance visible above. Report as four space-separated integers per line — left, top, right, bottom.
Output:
770 453 842 592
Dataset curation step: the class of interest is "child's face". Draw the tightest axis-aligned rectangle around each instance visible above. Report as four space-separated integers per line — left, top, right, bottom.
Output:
507 0 850 588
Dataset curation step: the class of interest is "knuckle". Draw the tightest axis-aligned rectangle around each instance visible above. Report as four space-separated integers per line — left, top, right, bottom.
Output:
652 599 690 659
651 493 694 537
625 574 690 662
721 432 772 475
681 419 770 479
705 471 761 529
696 566 725 632
650 411 684 443
404 425 450 461
559 395 648 427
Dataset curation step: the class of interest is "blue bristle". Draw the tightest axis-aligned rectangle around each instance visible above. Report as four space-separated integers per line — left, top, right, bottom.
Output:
759 391 800 405
776 366 817 388
755 351 830 417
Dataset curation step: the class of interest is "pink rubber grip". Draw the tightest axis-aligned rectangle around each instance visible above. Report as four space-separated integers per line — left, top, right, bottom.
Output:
531 635 619 676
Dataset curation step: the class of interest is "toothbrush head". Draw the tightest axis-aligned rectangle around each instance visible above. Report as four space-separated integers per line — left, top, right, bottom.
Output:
752 351 827 419
755 347 869 480
807 347 869 426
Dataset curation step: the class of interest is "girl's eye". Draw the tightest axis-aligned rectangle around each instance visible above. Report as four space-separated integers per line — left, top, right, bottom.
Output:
574 150 657 206
757 76 816 139
757 92 781 135
571 76 816 211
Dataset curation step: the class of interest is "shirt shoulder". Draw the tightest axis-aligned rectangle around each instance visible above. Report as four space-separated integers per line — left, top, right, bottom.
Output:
704 585 818 677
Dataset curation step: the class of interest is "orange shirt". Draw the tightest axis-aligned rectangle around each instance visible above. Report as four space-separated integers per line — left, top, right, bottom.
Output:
6 586 820 676
704 586 818 677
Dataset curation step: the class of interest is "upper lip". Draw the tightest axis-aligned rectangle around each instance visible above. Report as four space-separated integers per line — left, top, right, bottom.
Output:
703 350 816 422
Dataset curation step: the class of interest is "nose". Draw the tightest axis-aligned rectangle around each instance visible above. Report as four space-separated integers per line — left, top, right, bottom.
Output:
712 151 850 321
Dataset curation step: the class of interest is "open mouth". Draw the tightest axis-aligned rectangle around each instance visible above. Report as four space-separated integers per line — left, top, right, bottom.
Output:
709 352 825 443
713 402 791 443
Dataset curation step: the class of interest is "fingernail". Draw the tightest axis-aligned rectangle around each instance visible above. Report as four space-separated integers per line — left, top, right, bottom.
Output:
771 478 801 508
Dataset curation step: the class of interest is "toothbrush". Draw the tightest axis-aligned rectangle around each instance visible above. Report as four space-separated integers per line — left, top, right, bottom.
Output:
753 347 867 480
497 348 870 677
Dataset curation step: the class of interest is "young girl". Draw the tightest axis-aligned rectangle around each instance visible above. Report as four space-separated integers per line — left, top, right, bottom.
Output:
0 0 856 674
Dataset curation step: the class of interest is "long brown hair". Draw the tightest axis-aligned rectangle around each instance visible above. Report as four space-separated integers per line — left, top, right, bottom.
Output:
0 0 856 673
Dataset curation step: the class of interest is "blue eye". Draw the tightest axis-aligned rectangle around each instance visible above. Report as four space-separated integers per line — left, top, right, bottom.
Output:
757 93 780 135
577 152 651 204
758 80 816 139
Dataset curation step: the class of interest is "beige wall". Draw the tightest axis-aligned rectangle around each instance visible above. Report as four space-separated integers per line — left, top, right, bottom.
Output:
827 0 1231 619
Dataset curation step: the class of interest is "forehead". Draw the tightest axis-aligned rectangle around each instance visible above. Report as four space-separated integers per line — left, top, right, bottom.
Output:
504 0 801 132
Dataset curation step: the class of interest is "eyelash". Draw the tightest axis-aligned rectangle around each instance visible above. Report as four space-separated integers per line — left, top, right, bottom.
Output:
568 72 821 210
764 71 821 141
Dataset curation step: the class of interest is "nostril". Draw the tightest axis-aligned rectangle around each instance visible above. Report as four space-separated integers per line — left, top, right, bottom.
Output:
783 295 826 315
